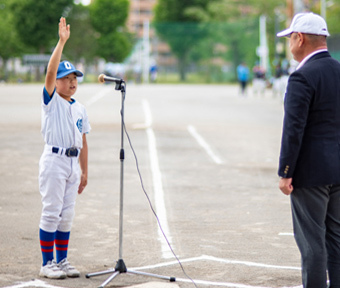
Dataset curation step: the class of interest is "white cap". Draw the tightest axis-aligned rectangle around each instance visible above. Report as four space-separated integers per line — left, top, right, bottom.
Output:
277 12 330 37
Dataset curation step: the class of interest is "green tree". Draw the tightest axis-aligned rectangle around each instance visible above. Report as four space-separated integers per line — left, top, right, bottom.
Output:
63 3 98 65
89 0 132 63
205 20 258 81
10 0 73 53
0 0 25 80
154 0 220 81
207 0 286 78
153 22 211 81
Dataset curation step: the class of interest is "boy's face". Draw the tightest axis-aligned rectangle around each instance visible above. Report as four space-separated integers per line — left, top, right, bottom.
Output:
56 72 78 99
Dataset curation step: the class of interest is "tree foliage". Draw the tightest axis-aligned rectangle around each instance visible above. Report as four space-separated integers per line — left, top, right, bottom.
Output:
10 0 73 53
154 0 288 81
89 0 132 62
0 0 24 60
2 0 340 82
63 4 98 64
154 0 220 81
0 0 133 81
0 0 26 80
207 0 286 75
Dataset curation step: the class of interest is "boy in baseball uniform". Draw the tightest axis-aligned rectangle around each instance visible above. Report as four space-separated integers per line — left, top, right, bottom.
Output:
38 17 90 279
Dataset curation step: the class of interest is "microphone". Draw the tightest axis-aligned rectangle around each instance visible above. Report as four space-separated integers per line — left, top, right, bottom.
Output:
98 74 124 83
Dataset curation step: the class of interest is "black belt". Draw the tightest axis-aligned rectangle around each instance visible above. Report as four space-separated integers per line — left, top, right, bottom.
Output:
52 147 78 157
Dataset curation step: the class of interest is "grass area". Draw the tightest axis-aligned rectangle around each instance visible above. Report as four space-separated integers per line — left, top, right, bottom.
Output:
152 72 235 84
1 71 236 85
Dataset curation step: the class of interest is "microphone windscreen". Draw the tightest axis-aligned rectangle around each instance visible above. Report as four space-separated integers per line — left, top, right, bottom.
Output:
98 74 105 83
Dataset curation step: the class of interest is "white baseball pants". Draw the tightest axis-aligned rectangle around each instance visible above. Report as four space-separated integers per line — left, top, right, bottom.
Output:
39 145 80 232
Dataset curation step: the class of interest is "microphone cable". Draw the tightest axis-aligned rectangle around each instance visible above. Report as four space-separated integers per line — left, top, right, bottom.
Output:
121 108 198 288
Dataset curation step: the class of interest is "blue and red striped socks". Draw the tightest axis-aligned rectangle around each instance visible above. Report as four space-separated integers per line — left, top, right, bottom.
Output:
55 230 70 263
39 229 55 266
40 229 71 265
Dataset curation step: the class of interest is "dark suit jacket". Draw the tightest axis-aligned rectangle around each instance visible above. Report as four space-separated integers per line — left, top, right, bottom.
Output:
278 51 340 188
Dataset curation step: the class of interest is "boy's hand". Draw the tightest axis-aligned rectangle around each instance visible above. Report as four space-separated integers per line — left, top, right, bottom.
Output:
45 17 70 95
78 173 87 194
59 17 70 43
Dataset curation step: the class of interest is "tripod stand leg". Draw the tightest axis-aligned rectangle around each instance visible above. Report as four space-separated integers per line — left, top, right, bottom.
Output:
86 269 121 288
127 269 176 282
86 268 115 278
98 271 120 288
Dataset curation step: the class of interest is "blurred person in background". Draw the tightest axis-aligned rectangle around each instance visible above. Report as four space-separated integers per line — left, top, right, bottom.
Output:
236 62 249 96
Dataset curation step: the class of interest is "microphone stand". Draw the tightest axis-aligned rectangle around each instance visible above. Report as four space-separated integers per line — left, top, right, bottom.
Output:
86 80 176 288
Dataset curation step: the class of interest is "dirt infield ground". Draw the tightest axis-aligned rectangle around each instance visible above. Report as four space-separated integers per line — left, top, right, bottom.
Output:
0 83 302 288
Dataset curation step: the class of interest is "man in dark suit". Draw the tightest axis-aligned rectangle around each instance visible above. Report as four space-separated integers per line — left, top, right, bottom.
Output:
277 12 340 288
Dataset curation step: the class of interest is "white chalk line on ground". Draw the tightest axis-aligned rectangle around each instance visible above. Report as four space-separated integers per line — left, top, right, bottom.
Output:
4 279 302 288
142 99 173 259
130 254 301 271
174 278 302 288
130 255 302 288
4 255 301 288
187 125 223 165
85 86 112 107
279 232 294 236
2 279 64 288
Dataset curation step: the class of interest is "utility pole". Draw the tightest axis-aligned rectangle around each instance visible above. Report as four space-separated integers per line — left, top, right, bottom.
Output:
321 0 326 19
287 0 293 20
143 20 150 84
286 0 306 21
258 15 269 74
285 0 306 61
293 0 305 13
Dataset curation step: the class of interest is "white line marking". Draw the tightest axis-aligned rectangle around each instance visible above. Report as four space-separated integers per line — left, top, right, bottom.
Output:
85 86 112 106
142 99 173 259
130 255 300 271
2 279 65 288
129 255 302 288
3 257 301 288
142 99 152 127
175 278 302 288
201 255 300 270
187 125 223 164
279 232 294 236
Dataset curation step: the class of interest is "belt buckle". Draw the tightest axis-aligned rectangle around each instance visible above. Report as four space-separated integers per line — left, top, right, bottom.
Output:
66 147 78 157
52 147 59 154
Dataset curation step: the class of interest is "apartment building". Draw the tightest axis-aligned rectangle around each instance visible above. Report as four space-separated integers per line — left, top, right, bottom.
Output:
127 0 176 68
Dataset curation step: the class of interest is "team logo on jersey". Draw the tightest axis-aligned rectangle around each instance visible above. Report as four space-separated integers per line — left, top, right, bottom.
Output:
76 119 83 133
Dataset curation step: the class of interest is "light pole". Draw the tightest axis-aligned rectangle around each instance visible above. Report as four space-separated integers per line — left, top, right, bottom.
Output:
321 0 335 20
258 15 269 73
293 0 305 13
321 0 326 19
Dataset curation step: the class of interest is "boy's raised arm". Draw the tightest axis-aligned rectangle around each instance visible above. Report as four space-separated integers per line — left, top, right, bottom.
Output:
45 17 70 96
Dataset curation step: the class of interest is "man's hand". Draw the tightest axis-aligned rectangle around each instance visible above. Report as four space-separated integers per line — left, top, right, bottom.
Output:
58 17 70 43
78 173 87 194
279 177 294 195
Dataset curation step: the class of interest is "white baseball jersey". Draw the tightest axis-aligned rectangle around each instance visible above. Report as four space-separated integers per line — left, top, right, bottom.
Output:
41 88 91 148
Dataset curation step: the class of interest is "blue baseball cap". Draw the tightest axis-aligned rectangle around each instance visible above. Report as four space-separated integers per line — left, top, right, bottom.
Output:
57 61 83 79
